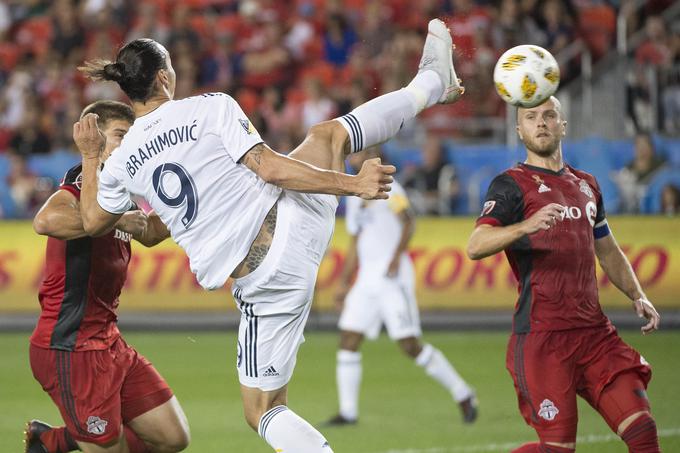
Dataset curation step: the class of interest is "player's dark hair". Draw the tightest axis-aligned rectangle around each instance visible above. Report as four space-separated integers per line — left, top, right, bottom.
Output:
80 100 134 127
78 39 168 103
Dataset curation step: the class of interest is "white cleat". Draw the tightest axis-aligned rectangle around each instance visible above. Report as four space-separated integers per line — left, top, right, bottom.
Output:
418 18 464 104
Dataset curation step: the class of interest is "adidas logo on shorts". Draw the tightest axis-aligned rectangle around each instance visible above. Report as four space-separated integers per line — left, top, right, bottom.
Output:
263 366 280 377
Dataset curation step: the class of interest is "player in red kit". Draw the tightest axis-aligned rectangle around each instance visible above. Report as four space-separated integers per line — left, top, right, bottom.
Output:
467 96 661 453
26 101 190 453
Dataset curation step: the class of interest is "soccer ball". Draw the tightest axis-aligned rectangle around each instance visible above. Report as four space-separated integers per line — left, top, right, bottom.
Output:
493 45 560 108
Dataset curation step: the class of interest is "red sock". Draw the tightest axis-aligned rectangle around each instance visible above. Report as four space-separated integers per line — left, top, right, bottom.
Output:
621 413 660 453
124 426 150 453
39 427 79 453
512 442 575 453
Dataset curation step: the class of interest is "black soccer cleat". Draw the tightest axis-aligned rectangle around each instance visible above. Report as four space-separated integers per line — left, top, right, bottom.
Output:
458 393 479 424
322 414 358 427
24 420 52 453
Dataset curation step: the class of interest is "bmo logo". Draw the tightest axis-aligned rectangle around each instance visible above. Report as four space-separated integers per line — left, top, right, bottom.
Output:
559 202 597 226
561 206 583 220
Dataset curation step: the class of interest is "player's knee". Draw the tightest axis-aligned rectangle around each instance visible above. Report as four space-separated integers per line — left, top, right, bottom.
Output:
598 372 651 434
308 121 349 154
339 331 363 351
620 411 659 452
156 427 190 452
398 337 422 358
244 408 262 432
307 122 334 141
244 404 275 432
148 424 191 453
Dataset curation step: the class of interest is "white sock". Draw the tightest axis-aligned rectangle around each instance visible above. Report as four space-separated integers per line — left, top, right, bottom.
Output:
406 70 445 111
258 405 333 452
415 343 472 402
337 349 361 420
336 70 443 153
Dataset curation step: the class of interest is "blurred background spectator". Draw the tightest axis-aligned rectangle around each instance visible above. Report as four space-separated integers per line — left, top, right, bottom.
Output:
661 184 680 215
0 0 678 218
615 133 667 213
4 151 54 218
403 135 460 215
626 14 679 135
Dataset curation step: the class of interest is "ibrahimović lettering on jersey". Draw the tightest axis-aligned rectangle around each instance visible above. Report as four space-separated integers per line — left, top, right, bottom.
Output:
125 121 198 178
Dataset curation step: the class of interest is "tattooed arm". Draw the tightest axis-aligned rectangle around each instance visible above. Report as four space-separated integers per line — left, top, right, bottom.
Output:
239 143 394 200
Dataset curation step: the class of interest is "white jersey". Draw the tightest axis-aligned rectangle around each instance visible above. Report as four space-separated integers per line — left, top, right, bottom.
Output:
345 180 412 281
98 93 281 290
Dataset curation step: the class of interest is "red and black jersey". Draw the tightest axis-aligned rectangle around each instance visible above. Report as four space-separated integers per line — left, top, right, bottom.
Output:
30 164 133 351
477 163 612 334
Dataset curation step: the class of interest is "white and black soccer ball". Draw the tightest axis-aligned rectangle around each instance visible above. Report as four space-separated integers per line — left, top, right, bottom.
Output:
493 45 560 108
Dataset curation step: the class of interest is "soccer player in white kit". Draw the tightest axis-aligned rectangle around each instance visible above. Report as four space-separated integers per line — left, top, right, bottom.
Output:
326 148 478 427
74 19 463 453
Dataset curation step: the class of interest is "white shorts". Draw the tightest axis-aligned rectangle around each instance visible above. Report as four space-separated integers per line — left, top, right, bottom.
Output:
338 273 422 341
232 191 337 391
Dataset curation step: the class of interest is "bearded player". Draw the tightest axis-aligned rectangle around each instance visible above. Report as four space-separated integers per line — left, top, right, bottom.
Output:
467 96 661 453
26 101 190 453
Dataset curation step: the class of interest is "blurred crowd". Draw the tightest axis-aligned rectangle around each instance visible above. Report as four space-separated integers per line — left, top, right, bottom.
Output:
0 0 678 219
626 12 680 135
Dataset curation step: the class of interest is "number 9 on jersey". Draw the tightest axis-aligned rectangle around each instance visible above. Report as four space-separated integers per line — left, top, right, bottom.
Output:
152 163 199 228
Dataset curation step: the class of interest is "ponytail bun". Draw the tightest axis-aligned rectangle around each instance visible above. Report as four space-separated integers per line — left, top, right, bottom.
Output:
103 62 125 82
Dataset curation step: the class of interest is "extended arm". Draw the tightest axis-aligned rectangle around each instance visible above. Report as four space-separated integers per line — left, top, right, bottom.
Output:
467 223 528 260
386 209 415 277
335 234 359 309
240 143 395 200
467 203 565 260
595 233 660 334
33 190 88 240
133 211 170 247
339 235 359 289
73 114 122 236
34 185 168 246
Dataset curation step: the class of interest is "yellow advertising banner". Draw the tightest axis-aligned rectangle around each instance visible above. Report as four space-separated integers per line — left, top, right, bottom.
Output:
0 217 678 313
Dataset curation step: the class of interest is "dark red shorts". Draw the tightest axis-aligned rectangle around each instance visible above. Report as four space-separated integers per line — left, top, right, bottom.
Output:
506 325 652 443
30 337 173 445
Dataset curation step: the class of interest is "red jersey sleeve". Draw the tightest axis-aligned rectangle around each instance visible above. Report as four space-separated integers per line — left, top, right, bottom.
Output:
591 176 610 238
476 173 524 227
593 178 606 225
59 164 83 200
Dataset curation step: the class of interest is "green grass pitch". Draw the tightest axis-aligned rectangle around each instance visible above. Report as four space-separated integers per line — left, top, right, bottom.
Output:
2 330 678 452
